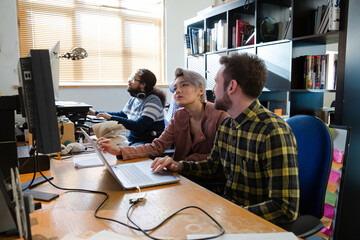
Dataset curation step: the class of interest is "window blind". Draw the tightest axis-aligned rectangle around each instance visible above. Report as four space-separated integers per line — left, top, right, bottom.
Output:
17 0 164 86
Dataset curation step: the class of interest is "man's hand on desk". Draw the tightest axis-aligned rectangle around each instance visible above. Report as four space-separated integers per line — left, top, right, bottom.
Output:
96 112 111 120
151 156 181 173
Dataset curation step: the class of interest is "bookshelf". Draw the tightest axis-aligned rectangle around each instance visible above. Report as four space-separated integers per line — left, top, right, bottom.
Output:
184 0 347 122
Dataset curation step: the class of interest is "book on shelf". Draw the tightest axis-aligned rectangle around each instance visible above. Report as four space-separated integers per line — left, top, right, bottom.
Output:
315 55 322 89
223 22 228 50
211 28 216 52
217 20 224 50
282 19 291 39
184 34 191 55
282 7 292 39
198 28 205 54
326 51 338 90
206 29 211 52
214 22 219 51
321 55 327 89
235 19 249 47
318 3 330 34
277 21 283 40
329 0 340 31
315 4 327 34
231 26 236 48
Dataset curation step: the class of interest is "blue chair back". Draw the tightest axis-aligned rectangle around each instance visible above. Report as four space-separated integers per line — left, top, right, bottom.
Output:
286 115 333 218
164 82 180 127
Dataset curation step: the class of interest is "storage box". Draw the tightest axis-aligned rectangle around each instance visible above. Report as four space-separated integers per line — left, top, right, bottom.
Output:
58 121 75 144
28 121 75 144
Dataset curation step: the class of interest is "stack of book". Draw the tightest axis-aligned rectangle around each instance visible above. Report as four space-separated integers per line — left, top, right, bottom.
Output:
184 19 228 55
296 52 338 90
184 27 205 55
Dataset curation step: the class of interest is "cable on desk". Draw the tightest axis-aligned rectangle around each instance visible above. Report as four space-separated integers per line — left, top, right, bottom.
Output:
22 140 38 191
126 201 225 240
33 150 225 239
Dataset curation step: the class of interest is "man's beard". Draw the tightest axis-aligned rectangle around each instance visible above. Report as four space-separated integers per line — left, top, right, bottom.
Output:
214 92 232 111
128 85 143 97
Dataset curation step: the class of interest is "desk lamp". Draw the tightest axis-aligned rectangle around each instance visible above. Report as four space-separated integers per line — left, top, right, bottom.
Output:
51 46 88 63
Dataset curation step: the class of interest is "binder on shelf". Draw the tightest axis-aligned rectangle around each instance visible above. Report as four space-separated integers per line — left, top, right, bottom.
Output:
326 51 338 90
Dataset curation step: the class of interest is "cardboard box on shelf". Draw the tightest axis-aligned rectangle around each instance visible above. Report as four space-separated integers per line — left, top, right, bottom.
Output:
28 120 75 145
58 121 75 144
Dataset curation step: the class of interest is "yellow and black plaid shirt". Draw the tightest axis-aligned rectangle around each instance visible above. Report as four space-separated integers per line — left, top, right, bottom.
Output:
180 99 299 224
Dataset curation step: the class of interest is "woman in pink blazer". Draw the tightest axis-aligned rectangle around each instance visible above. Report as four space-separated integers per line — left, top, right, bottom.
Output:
99 68 228 162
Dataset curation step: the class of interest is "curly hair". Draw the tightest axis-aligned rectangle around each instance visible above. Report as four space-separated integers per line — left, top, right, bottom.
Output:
137 69 166 107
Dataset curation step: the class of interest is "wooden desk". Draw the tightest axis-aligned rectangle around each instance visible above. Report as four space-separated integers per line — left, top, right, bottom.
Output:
9 156 287 239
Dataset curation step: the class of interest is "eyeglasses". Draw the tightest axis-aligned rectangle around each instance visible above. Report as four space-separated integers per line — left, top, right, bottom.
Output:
128 76 142 83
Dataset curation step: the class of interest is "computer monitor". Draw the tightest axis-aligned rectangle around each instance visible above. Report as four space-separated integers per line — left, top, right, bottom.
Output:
49 41 60 100
18 49 61 154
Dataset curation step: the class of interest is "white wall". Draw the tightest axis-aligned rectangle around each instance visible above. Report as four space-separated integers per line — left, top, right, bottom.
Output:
0 0 212 122
165 0 210 82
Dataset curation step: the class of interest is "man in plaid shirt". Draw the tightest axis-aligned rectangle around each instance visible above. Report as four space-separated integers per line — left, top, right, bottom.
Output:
151 53 299 224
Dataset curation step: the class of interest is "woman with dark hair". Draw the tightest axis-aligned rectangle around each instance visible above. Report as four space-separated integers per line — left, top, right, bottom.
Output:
88 69 166 146
98 68 228 162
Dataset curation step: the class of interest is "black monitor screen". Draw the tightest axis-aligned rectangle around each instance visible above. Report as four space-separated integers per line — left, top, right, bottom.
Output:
18 49 61 154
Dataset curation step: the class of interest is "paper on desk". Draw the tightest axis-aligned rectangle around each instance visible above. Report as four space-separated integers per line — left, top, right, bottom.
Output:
187 232 298 240
62 230 148 240
73 153 116 168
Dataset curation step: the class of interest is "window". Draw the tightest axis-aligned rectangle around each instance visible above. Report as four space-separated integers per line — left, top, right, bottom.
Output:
17 0 164 86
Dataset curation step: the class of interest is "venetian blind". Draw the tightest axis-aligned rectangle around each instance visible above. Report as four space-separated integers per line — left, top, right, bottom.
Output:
17 0 164 86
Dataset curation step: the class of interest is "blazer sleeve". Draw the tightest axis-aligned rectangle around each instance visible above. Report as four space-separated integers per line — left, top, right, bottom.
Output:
120 117 176 160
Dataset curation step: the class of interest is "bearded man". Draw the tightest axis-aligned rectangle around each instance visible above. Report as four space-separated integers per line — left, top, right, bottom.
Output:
151 53 300 225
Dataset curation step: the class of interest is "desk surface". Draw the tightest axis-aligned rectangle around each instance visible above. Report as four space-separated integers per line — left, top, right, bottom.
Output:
11 156 287 239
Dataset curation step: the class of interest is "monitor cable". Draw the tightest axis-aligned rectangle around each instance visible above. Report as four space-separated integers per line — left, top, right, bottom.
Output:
31 150 225 240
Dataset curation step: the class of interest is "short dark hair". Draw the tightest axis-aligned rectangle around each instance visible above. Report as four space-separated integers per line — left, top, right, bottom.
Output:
219 53 267 99
138 68 157 93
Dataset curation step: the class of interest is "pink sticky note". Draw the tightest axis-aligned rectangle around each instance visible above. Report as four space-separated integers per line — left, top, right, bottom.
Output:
321 227 332 235
333 148 344 163
329 170 341 183
324 203 335 219
321 223 333 235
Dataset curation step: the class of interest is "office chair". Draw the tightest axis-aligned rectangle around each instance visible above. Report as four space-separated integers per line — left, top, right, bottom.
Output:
164 82 180 127
281 115 333 238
